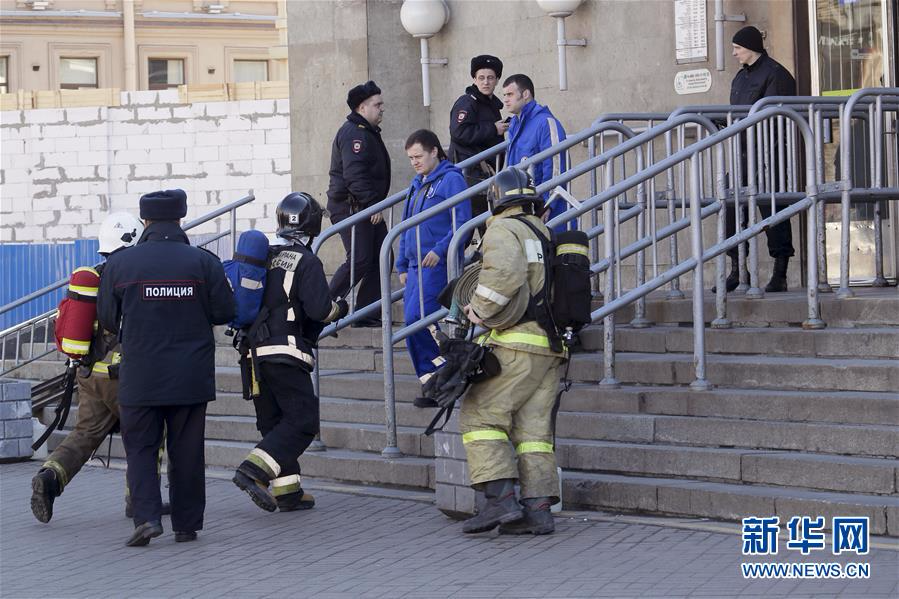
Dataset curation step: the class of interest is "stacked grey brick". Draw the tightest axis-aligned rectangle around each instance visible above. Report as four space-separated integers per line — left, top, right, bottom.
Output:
434 413 477 518
0 380 32 461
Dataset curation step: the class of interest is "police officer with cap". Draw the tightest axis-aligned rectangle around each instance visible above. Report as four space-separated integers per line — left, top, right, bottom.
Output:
459 167 566 536
232 192 348 513
98 189 235 547
449 55 506 230
327 80 391 325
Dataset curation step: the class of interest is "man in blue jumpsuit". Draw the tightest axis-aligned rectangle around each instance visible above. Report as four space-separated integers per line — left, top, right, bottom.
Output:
502 74 573 232
395 133 470 398
98 189 235 546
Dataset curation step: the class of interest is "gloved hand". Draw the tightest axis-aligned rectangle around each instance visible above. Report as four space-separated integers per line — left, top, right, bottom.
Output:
334 299 349 320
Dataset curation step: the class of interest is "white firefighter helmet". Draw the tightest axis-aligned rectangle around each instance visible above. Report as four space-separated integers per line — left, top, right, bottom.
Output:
98 212 144 255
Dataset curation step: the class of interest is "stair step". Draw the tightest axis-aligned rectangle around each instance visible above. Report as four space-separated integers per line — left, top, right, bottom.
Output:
557 438 898 494
45 430 435 490
561 384 899 426
566 352 899 392
561 470 899 536
581 325 899 359
555 411 898 457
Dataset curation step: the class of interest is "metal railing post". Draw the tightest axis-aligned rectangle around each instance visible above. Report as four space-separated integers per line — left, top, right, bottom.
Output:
600 158 619 388
689 155 710 390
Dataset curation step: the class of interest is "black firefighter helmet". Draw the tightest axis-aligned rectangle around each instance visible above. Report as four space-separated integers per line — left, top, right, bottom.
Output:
276 192 323 242
487 167 542 215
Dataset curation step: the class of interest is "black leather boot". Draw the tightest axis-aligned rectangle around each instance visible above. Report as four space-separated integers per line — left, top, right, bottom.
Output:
125 520 163 547
31 468 60 524
498 497 555 535
765 257 789 292
461 479 524 534
232 461 277 512
712 255 743 293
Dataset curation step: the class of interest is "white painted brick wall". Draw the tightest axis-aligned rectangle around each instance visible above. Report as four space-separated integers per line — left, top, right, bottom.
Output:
1 95 292 242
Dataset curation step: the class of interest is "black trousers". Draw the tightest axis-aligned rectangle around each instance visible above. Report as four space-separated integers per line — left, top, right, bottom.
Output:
725 202 795 259
328 216 389 308
253 362 319 478
119 403 207 532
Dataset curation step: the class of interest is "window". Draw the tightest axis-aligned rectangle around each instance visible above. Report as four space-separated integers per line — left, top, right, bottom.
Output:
233 60 268 83
0 57 7 94
59 57 98 89
148 58 185 90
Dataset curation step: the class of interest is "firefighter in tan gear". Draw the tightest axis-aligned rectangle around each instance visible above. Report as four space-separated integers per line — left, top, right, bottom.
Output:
30 212 145 523
460 167 566 535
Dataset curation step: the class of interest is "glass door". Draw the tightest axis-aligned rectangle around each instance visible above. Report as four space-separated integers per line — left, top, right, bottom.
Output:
810 0 897 284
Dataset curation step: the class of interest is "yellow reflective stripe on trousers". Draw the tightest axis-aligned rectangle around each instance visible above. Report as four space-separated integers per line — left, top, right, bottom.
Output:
516 441 554 454
462 430 509 444
488 329 551 348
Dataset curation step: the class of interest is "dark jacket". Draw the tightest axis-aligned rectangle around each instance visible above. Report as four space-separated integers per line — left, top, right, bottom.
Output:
448 85 504 166
97 222 235 407
254 241 343 371
730 53 796 188
730 52 796 106
327 112 391 221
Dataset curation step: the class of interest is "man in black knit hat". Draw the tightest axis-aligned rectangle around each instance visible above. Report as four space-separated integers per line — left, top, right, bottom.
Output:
327 81 391 326
719 25 797 293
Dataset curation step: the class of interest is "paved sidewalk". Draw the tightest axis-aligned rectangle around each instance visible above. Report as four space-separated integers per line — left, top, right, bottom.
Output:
1 461 896 598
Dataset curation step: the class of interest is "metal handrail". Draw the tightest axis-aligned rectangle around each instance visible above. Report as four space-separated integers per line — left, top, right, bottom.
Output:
0 193 257 377
837 88 899 297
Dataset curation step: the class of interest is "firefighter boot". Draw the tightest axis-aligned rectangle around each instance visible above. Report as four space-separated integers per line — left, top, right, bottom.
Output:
765 257 789 292
498 497 555 535
276 491 316 512
461 479 524 534
232 461 277 512
712 255 744 293
30 468 60 524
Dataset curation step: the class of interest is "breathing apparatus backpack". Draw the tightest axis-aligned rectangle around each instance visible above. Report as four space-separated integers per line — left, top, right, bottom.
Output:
511 215 592 353
54 266 101 359
223 230 270 332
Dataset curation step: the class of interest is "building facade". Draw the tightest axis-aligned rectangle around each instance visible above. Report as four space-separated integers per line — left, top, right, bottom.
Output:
0 0 286 94
286 0 898 284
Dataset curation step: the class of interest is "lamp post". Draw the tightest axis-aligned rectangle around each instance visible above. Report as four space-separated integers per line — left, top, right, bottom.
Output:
400 0 449 107
536 0 587 91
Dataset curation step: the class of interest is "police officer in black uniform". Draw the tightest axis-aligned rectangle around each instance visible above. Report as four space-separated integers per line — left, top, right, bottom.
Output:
721 25 796 293
327 80 390 325
232 193 348 513
449 55 506 231
97 189 235 547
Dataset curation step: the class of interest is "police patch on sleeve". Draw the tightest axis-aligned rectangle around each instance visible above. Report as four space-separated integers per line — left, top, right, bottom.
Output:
142 282 197 301
352 139 363 154
456 110 467 123
270 251 302 272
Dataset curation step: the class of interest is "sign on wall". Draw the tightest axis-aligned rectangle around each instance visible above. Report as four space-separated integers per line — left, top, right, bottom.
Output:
674 68 712 94
675 0 708 64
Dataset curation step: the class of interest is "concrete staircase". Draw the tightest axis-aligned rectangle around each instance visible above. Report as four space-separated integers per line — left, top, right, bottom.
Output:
23 288 899 535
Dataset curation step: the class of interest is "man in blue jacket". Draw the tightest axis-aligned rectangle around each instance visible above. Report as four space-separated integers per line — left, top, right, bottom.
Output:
502 74 573 232
396 129 470 402
98 189 235 547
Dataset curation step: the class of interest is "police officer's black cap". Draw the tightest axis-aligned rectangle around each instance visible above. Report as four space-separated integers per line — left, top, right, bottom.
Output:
139 189 187 221
732 26 765 54
470 55 502 79
347 80 382 111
